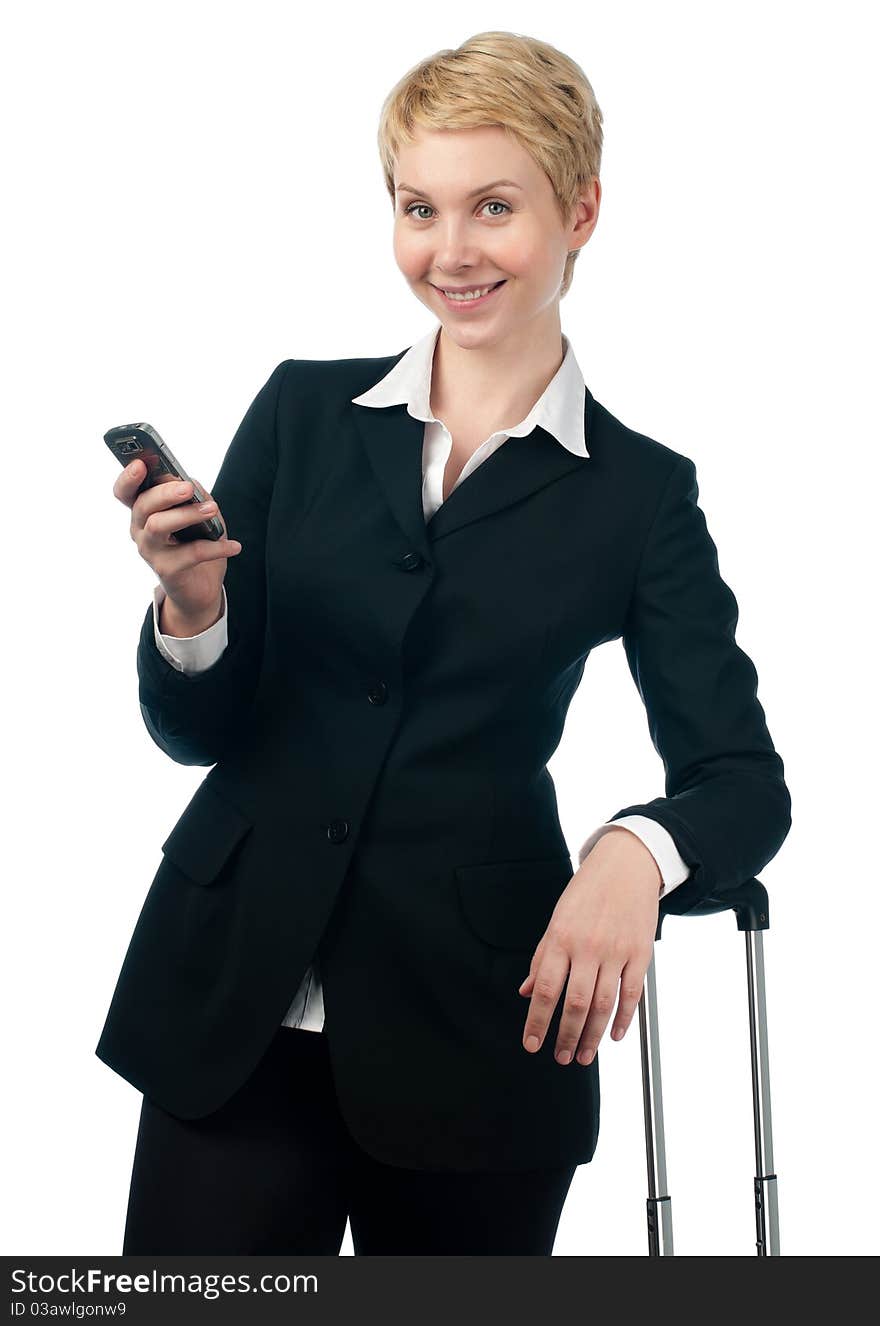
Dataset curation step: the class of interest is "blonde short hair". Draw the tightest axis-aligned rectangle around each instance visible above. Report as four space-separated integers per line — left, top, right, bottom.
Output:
377 31 604 299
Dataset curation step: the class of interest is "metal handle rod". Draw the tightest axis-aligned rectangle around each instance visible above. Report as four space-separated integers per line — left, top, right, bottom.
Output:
745 928 780 1255
639 949 674 1255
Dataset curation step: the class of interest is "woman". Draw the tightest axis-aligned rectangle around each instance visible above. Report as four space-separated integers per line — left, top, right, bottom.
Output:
97 31 792 1255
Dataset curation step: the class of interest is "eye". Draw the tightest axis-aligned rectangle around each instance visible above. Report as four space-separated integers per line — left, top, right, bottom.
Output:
402 199 512 221
482 200 512 218
403 204 434 221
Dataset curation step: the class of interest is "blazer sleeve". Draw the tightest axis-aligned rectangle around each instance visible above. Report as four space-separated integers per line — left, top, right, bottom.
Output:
608 453 792 914
136 359 292 766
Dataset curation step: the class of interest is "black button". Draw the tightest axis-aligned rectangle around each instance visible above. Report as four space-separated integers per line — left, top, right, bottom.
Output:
396 551 423 572
367 680 388 705
326 819 350 844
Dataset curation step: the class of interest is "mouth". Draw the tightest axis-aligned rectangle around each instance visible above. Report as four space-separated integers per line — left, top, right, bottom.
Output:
433 280 506 310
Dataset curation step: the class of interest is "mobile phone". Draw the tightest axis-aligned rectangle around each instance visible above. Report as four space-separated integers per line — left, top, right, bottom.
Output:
103 422 225 543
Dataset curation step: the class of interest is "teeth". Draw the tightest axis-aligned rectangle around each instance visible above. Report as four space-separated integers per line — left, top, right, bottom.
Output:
442 284 497 300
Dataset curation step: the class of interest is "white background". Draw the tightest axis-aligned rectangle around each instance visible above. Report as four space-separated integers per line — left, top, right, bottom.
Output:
3 0 877 1257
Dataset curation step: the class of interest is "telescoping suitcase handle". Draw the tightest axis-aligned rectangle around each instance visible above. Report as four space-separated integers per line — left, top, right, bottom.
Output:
639 877 778 1256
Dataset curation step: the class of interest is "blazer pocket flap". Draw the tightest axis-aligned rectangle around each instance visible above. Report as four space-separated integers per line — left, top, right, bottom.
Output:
455 855 574 950
161 779 254 885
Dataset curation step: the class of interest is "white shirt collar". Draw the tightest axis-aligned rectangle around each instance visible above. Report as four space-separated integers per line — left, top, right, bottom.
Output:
351 323 589 458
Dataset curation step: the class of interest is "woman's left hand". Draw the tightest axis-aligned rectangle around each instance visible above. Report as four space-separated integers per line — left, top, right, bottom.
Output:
518 828 662 1065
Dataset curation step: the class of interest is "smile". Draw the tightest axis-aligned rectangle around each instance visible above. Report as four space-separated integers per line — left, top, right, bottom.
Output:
434 281 506 310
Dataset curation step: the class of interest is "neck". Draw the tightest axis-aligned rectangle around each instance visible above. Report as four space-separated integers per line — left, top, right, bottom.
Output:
430 317 565 426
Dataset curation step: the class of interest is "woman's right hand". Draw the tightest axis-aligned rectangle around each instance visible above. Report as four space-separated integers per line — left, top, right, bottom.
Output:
114 457 242 630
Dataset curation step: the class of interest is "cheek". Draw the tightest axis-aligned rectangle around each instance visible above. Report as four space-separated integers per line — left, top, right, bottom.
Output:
500 231 555 281
393 229 426 278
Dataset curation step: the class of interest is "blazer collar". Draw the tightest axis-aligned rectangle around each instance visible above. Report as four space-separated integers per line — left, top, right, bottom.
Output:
348 323 595 552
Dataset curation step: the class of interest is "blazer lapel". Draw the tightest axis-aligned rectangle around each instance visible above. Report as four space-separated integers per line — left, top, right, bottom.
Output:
350 370 595 550
424 422 589 542
351 400 434 559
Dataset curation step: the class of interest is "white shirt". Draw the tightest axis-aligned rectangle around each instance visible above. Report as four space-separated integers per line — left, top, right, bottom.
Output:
150 324 690 1033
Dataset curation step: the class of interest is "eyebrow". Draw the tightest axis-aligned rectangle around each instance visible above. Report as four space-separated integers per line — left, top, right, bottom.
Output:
395 178 523 199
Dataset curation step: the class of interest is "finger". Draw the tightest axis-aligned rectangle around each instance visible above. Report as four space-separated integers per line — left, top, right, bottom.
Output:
517 936 548 998
573 964 622 1065
518 958 538 997
609 958 649 1043
521 950 569 1055
151 537 242 580
134 478 222 542
177 476 213 506
141 494 221 548
128 477 193 535
552 959 600 1065
132 471 213 520
113 457 148 507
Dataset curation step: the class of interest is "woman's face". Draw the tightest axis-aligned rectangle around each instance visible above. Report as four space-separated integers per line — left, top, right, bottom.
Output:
392 125 595 349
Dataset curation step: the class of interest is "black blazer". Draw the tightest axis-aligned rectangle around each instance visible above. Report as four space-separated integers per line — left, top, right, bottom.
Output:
95 351 791 1173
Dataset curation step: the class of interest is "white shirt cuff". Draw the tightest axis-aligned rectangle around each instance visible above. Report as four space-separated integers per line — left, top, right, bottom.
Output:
151 583 228 674
578 815 691 897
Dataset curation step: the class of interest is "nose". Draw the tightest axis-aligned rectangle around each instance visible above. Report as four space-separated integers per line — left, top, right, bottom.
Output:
430 219 486 276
